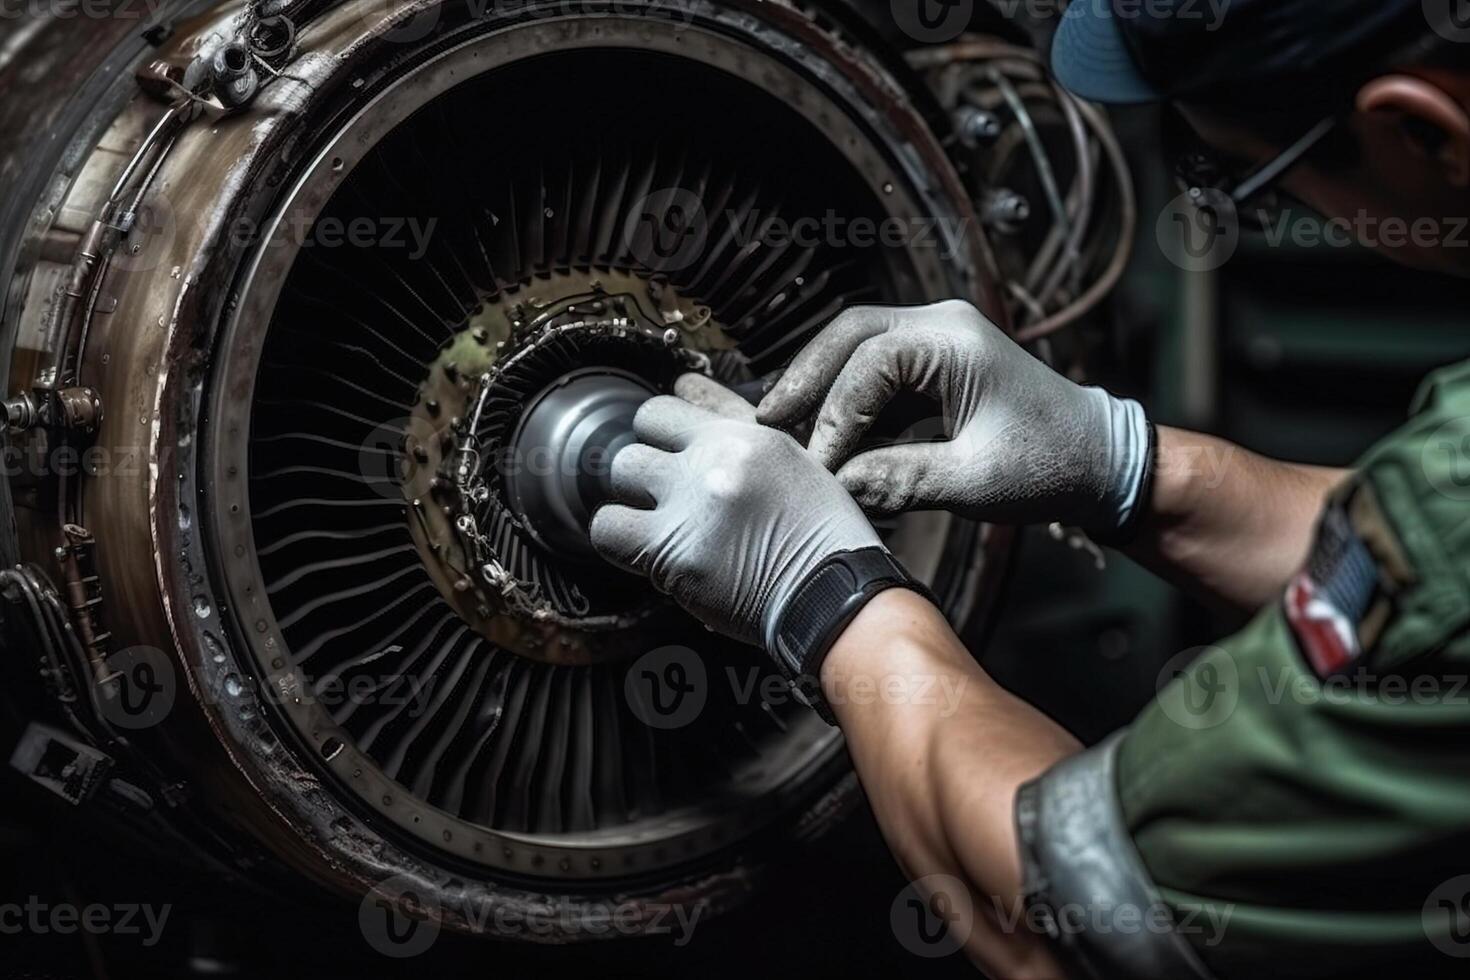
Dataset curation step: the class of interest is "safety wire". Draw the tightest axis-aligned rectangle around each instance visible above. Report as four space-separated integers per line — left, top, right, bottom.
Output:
908 38 1137 345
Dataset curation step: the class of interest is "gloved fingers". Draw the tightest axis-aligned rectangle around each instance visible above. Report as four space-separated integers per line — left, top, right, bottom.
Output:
835 442 960 517
633 395 721 452
756 305 898 427
589 504 659 576
805 332 915 471
673 373 757 423
608 443 675 508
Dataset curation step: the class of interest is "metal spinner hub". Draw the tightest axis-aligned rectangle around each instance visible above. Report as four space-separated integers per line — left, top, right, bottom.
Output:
404 271 725 666
502 367 653 560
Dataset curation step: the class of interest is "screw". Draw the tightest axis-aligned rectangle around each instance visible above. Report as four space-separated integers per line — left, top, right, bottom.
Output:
981 188 1031 234
955 106 1002 146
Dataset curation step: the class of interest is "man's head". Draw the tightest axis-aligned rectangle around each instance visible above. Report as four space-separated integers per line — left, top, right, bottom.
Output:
1051 0 1470 276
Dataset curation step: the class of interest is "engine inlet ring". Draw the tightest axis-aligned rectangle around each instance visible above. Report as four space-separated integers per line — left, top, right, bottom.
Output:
151 1 1010 937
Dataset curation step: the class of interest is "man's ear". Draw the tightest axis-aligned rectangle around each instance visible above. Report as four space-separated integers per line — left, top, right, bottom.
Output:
1357 74 1470 188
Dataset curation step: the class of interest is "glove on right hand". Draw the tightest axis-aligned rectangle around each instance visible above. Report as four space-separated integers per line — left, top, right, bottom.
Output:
756 300 1152 538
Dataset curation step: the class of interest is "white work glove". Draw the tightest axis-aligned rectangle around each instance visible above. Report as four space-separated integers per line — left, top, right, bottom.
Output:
589 393 884 647
756 300 1153 540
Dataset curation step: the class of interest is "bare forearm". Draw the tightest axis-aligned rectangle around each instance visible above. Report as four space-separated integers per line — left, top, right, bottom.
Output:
822 589 1079 976
1124 426 1348 610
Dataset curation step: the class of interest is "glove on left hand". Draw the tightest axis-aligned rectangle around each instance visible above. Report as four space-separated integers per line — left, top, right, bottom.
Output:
590 394 883 647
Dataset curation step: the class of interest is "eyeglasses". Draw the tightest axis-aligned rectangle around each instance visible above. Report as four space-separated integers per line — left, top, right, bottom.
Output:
1170 112 1339 230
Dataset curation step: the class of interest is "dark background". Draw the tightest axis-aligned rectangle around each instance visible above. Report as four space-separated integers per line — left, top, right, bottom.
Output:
6 100 1467 980
5 1 1470 968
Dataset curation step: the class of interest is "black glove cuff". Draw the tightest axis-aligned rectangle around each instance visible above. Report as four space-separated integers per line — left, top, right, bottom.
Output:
1093 420 1159 548
768 548 935 725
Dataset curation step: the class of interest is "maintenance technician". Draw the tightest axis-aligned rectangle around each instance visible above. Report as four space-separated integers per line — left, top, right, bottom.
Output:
590 2 1470 975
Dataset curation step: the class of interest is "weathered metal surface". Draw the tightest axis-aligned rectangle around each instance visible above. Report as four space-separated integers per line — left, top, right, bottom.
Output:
0 0 1015 940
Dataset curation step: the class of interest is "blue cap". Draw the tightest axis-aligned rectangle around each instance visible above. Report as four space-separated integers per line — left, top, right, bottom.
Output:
1050 0 1163 105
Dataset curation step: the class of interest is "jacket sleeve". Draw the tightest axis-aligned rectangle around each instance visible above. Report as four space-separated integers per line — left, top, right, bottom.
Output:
1017 364 1470 978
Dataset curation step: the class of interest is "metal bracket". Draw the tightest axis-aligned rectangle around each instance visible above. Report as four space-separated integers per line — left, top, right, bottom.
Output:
9 721 115 806
56 524 114 679
3 386 102 436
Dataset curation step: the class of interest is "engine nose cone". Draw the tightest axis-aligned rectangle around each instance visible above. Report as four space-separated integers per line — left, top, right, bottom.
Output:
503 368 654 560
